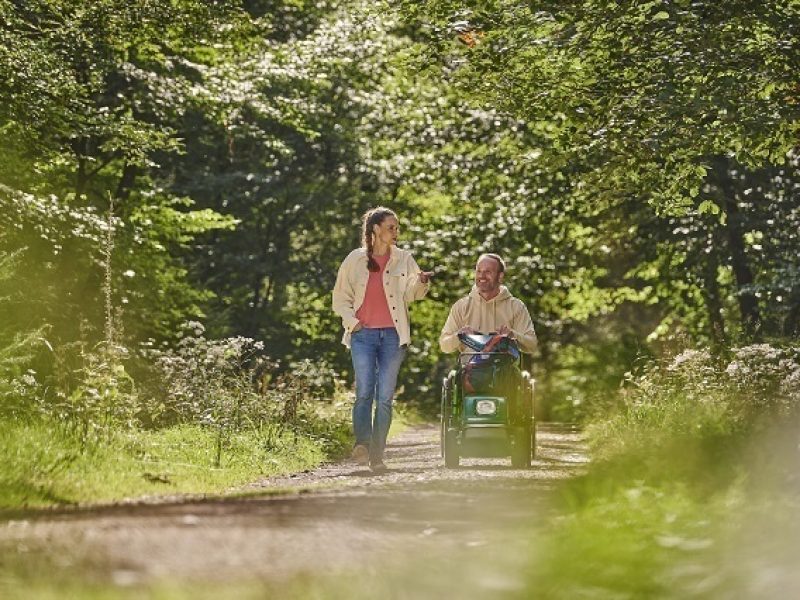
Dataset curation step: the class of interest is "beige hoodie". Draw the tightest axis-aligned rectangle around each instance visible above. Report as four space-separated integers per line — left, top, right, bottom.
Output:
332 247 429 348
439 285 537 354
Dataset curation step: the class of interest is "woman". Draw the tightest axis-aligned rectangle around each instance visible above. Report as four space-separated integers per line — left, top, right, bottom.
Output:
332 207 432 473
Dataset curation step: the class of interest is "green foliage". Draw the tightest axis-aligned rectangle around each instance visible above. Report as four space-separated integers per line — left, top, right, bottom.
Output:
390 0 800 415
0 2 251 419
167 0 408 352
1 0 360 492
3 0 798 443
402 0 799 207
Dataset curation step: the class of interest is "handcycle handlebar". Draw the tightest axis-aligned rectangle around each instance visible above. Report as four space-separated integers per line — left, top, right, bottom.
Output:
457 331 520 360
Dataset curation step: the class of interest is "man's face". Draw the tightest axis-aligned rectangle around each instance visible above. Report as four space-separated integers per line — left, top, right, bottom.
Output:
475 257 503 294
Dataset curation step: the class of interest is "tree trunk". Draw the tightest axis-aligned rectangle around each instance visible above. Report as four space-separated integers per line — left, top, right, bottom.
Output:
713 158 761 339
72 56 91 201
115 163 138 202
700 247 727 347
784 285 800 338
73 138 89 199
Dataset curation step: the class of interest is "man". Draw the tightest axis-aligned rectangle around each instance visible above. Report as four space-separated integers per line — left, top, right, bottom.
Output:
439 253 537 354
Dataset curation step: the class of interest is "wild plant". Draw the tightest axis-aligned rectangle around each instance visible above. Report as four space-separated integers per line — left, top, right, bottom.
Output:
141 322 267 426
0 364 42 419
0 249 48 418
142 325 348 464
61 342 138 446
43 197 139 447
142 323 271 465
724 344 800 419
615 342 800 443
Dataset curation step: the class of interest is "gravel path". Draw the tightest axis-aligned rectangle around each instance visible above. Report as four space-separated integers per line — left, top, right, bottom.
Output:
244 421 587 492
0 422 587 597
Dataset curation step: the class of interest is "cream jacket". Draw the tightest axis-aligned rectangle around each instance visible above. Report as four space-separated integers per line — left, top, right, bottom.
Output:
439 285 537 354
332 247 429 348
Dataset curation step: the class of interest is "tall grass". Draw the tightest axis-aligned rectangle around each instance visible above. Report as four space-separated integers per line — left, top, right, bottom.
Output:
0 407 351 508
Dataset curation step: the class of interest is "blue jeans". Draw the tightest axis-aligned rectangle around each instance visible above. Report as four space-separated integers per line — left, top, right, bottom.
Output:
350 327 406 462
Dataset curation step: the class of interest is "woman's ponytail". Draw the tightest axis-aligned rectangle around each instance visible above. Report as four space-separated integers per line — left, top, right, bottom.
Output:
361 206 396 272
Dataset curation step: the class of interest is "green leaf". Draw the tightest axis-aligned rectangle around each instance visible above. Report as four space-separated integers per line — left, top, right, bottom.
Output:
697 200 720 216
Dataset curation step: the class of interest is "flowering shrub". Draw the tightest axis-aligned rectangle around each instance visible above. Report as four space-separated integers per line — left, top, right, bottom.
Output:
662 348 725 399
621 343 800 436
666 348 715 374
141 322 342 430
140 322 346 465
141 322 268 429
724 344 800 418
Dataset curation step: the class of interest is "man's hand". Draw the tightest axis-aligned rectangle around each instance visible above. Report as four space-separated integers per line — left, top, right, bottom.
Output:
418 271 434 284
497 325 514 338
458 326 476 335
352 322 363 333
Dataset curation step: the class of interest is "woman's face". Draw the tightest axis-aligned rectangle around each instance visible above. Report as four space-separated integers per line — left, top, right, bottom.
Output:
373 216 399 247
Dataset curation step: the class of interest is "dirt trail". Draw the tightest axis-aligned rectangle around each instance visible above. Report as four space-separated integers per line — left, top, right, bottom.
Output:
0 422 587 596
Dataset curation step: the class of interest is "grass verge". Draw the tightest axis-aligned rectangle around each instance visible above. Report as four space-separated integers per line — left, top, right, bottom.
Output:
0 415 351 509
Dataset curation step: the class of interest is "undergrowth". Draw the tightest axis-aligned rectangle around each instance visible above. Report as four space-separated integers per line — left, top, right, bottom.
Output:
524 343 800 598
0 407 351 509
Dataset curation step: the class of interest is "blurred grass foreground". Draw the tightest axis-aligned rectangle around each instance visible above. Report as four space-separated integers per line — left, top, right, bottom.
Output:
524 343 800 599
1 343 799 599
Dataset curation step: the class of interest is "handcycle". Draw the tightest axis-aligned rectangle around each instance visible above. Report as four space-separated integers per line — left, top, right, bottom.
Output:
440 332 536 468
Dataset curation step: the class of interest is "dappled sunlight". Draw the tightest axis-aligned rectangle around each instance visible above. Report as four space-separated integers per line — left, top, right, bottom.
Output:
2 0 800 598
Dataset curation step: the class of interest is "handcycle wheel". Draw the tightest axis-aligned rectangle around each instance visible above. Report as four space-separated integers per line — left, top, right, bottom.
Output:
441 373 460 467
443 428 460 468
510 424 532 469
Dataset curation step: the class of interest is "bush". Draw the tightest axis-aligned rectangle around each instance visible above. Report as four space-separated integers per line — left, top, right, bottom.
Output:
141 322 344 428
0 328 47 419
593 343 800 461
140 322 348 465
139 322 266 427
724 343 800 419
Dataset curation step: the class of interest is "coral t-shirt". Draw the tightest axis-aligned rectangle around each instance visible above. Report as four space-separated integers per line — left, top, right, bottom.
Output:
355 253 395 329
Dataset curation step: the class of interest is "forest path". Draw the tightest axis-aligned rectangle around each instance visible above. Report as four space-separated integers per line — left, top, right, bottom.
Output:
1 422 587 598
